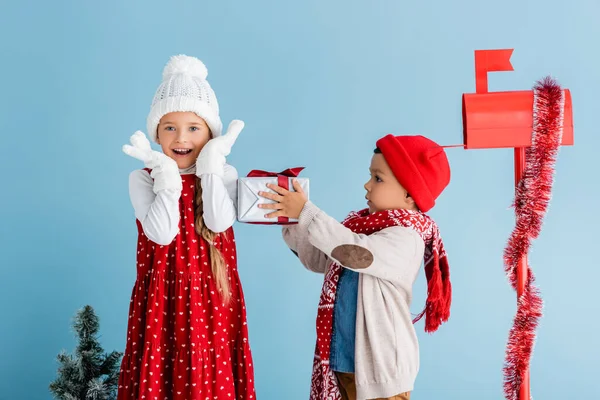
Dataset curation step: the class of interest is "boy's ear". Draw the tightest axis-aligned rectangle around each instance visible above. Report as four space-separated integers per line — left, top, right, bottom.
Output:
406 193 418 210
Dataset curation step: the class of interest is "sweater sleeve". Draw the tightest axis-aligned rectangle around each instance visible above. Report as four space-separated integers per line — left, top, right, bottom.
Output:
282 208 331 274
199 163 238 233
299 201 424 284
282 200 331 274
129 169 181 246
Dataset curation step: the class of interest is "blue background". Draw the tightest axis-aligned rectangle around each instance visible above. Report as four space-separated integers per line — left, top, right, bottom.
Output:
1 0 598 398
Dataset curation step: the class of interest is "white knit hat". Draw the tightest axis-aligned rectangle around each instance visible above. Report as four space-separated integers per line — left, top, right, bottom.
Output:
146 55 223 143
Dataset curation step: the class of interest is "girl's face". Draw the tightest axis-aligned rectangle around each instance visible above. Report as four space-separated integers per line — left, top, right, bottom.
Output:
364 153 417 213
156 112 211 169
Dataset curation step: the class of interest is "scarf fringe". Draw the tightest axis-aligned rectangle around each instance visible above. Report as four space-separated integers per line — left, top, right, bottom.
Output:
419 253 452 333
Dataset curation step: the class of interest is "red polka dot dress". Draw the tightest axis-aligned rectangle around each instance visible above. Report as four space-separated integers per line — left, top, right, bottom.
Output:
118 173 256 400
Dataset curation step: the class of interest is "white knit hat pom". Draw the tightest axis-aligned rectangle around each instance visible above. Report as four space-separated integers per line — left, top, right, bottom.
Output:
162 54 208 80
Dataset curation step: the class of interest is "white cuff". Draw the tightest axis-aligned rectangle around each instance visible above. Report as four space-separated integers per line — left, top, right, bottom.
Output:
151 164 183 194
298 201 320 229
195 152 226 178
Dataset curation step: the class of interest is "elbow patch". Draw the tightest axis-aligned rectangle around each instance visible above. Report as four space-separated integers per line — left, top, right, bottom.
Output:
331 244 373 269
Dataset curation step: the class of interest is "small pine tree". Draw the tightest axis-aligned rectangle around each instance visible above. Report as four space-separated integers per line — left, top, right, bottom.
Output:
49 306 123 400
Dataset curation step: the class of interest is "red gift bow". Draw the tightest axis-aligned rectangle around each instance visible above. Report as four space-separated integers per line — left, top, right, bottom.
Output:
246 167 305 224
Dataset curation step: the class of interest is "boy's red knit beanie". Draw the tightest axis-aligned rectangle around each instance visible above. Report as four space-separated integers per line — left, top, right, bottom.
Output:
376 134 451 212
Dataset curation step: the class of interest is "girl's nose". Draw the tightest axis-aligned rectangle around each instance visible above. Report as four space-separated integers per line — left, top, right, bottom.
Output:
175 132 186 143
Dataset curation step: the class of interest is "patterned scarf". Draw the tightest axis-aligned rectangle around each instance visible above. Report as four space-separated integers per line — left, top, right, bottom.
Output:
309 208 451 400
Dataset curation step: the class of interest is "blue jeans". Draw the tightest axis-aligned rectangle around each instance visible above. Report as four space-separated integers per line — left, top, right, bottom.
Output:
330 268 359 373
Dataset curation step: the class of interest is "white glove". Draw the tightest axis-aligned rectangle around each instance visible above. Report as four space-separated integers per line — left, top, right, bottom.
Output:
123 131 183 194
195 120 244 178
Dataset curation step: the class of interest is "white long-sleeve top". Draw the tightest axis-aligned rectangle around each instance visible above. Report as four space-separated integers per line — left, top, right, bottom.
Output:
128 164 238 245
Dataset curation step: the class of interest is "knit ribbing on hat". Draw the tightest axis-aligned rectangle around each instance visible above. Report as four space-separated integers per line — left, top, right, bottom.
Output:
146 55 223 142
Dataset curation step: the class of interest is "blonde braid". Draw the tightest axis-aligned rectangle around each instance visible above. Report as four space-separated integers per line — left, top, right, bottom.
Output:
194 176 231 304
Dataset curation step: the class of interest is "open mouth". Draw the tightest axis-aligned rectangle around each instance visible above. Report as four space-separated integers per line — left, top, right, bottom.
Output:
172 148 193 156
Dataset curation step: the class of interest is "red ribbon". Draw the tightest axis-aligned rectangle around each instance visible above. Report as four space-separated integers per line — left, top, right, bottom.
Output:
246 167 305 179
246 167 305 224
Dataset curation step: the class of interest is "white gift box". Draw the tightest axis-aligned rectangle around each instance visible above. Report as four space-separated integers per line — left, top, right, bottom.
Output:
237 170 309 224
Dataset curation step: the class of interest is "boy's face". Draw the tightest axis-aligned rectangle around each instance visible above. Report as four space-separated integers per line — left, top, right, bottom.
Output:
364 153 417 213
156 111 211 169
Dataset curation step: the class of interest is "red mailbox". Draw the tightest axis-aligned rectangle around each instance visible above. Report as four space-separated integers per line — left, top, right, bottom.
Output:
461 49 574 400
462 49 574 149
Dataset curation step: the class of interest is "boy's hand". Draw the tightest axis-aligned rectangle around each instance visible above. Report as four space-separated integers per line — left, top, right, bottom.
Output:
258 179 307 220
